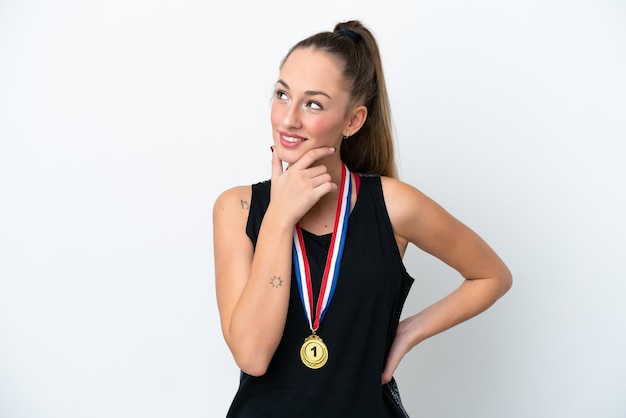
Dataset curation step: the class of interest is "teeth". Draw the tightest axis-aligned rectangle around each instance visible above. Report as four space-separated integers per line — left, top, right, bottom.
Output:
283 135 304 143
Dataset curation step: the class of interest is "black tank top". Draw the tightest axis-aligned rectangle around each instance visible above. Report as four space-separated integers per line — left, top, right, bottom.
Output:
226 175 414 417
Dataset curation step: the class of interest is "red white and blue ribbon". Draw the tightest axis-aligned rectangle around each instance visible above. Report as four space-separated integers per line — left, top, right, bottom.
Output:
292 164 352 332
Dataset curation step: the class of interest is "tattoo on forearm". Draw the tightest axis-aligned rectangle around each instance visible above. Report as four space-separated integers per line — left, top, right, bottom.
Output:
269 276 283 289
240 200 249 210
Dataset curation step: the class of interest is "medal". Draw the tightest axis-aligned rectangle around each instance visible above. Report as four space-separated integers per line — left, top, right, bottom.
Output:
300 334 328 369
293 164 352 369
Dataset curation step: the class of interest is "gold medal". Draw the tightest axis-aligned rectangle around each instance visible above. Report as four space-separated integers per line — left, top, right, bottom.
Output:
300 334 328 369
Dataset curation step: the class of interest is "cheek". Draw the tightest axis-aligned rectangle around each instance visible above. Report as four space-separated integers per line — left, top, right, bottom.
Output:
308 117 343 138
270 102 281 127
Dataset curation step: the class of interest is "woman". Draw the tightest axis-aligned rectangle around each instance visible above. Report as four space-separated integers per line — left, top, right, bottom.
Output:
213 20 512 417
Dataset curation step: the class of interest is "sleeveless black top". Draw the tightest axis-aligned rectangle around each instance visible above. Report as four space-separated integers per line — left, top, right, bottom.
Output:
226 175 414 417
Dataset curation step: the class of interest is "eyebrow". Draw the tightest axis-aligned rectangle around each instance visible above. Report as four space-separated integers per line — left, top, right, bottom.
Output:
276 79 332 100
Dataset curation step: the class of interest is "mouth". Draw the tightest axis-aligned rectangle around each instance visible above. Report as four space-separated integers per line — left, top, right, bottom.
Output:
279 131 307 147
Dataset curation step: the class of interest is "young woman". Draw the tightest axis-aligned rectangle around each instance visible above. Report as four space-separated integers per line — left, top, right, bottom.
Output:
213 20 512 417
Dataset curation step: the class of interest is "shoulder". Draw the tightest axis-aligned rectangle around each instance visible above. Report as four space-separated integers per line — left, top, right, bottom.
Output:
380 176 430 215
213 185 253 213
380 176 457 247
379 176 423 229
212 185 256 237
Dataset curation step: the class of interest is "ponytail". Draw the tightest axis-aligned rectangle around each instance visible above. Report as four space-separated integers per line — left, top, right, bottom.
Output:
282 20 398 178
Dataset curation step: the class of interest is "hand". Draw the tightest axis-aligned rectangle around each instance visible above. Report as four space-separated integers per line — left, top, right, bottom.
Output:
382 319 414 384
269 146 338 226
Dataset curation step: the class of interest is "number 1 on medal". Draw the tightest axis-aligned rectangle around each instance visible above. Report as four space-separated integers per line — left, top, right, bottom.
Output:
300 334 328 369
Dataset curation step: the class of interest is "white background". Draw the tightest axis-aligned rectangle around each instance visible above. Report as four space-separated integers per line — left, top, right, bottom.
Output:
1 1 625 417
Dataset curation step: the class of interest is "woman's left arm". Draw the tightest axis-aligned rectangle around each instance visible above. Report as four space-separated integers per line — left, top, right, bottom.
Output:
380 177 513 384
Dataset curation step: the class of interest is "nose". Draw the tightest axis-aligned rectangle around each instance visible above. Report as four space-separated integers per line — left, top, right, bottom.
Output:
282 102 303 129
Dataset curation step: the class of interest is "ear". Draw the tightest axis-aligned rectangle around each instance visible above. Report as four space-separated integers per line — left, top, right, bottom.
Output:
344 105 368 137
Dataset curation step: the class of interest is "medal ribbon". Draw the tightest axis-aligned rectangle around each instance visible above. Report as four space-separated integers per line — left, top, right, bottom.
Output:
293 164 352 332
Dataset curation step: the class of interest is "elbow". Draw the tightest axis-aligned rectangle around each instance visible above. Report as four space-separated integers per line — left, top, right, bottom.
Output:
499 266 513 297
223 325 278 377
240 364 269 378
227 337 273 377
233 352 270 377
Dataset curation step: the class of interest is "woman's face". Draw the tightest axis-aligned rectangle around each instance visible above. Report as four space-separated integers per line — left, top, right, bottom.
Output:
270 48 352 165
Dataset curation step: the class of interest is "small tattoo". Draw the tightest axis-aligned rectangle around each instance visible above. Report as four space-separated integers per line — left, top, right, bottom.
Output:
240 200 249 210
270 276 283 288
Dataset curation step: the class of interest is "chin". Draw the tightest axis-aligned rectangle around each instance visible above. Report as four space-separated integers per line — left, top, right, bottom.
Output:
275 147 303 166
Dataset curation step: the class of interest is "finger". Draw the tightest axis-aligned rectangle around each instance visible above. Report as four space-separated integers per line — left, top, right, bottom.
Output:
381 365 390 384
303 164 329 179
312 182 336 200
381 343 402 384
290 146 336 170
270 146 284 180
310 180 338 202
309 172 333 189
381 363 394 384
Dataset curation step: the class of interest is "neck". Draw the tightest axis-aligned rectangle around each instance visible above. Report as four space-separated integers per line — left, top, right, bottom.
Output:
298 159 348 234
318 156 345 202
318 154 344 185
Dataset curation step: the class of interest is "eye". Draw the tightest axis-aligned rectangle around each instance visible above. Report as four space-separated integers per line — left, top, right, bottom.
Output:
306 101 323 110
275 90 288 101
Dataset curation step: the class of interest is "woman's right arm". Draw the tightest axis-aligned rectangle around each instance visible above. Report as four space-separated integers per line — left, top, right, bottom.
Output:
213 185 294 376
213 147 337 376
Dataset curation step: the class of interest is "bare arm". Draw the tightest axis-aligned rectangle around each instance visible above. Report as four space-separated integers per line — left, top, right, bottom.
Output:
213 185 292 377
380 177 512 383
214 147 338 376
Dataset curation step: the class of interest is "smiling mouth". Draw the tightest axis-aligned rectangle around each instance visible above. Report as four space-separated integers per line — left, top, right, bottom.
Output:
282 135 305 143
